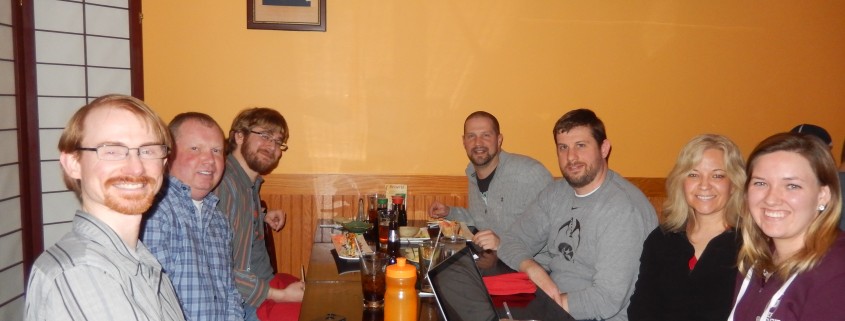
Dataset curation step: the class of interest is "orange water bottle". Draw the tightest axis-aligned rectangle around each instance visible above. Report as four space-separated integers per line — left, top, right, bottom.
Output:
385 257 418 321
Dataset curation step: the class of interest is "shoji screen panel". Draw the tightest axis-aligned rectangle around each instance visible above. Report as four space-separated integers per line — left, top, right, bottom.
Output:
34 0 131 247
0 0 25 318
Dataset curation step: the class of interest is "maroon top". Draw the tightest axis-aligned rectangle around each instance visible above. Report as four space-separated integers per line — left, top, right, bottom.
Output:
732 233 845 321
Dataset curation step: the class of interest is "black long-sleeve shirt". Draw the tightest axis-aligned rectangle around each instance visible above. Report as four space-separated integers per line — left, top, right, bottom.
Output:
628 227 740 321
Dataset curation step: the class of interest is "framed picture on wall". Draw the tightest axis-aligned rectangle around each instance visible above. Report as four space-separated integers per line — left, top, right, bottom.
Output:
247 0 326 32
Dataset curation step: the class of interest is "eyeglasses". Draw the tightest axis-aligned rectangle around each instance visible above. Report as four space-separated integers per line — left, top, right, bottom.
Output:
249 130 288 151
77 144 169 161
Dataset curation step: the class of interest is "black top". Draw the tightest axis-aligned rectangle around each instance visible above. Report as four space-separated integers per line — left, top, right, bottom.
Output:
476 168 496 194
628 227 741 321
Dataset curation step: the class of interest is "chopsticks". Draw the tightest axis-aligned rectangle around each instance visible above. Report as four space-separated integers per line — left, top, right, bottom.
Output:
300 265 306 283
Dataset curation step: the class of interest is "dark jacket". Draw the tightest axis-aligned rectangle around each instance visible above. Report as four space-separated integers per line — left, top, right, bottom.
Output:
628 227 741 321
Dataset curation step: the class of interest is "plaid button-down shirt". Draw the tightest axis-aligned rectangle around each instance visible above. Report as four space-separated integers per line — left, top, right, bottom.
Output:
143 177 244 321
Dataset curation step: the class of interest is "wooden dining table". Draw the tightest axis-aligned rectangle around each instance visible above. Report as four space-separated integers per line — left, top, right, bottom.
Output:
298 221 572 321
298 230 442 321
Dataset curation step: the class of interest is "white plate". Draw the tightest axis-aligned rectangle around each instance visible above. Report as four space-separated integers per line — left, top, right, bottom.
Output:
400 237 430 244
331 233 374 260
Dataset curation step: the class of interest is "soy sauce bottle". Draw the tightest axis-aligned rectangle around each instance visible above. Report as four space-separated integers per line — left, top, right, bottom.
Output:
397 204 407 227
392 196 407 227
365 196 379 243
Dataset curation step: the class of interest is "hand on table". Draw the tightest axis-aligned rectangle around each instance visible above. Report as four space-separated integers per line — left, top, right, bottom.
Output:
265 209 286 231
520 259 568 312
428 201 450 219
472 229 500 250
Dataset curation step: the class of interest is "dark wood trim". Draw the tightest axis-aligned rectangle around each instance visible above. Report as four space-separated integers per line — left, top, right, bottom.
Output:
129 0 144 99
14 0 44 282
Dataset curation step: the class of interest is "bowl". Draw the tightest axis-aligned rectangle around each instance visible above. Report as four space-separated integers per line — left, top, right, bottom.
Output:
399 226 420 238
333 216 353 225
342 220 372 234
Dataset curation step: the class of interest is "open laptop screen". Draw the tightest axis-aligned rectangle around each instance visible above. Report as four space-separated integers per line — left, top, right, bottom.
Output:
427 246 499 321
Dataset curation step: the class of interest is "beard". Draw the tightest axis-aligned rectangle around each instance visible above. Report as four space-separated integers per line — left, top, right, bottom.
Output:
563 161 599 189
103 176 157 215
242 142 281 175
467 147 498 167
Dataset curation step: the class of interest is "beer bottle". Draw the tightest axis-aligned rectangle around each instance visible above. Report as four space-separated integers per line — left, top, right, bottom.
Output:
387 215 401 265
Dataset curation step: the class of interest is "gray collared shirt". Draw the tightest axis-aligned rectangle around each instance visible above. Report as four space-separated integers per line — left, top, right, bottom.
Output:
25 211 185 321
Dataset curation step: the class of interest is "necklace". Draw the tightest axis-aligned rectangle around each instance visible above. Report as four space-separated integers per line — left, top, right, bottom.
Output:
762 269 773 283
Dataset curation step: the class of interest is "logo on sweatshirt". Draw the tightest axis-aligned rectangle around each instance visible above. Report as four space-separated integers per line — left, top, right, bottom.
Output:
556 217 581 261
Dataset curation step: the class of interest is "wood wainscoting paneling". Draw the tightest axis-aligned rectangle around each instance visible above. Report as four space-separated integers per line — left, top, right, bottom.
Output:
259 174 665 277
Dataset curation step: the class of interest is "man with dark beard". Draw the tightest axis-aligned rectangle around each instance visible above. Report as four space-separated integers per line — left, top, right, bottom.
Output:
215 108 303 321
498 109 657 321
429 111 552 250
25 95 185 321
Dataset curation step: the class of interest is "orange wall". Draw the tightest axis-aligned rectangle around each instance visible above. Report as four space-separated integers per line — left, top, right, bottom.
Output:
142 1 845 177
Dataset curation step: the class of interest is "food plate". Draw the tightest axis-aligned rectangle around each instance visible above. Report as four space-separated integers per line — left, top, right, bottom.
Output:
439 220 474 239
400 228 431 244
331 232 373 260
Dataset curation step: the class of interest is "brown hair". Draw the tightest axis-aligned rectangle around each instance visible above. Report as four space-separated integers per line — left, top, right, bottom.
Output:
226 107 289 154
660 134 746 232
737 133 842 280
552 108 607 144
57 94 171 193
464 111 500 135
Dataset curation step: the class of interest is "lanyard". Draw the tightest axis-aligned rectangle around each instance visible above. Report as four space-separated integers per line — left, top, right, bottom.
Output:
728 268 798 321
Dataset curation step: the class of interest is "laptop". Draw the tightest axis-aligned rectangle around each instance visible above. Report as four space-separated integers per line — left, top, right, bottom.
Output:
427 244 575 321
427 245 499 321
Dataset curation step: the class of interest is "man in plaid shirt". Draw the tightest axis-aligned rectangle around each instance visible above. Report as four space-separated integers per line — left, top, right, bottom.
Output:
143 112 244 320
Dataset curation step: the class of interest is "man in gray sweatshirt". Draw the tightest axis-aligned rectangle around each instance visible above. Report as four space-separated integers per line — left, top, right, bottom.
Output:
498 109 657 321
429 111 552 250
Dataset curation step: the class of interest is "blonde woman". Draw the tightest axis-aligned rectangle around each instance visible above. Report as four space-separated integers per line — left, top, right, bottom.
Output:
729 133 844 320
629 134 745 321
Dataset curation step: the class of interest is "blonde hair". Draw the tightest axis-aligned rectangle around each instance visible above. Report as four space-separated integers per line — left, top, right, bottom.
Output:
57 94 171 194
737 133 842 280
661 134 746 233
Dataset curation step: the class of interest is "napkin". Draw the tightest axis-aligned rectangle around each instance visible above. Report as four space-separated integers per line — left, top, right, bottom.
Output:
482 272 537 296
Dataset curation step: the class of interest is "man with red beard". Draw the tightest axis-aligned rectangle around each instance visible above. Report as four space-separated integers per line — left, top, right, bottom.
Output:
429 111 552 251
215 108 303 321
498 109 657 321
25 95 185 321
